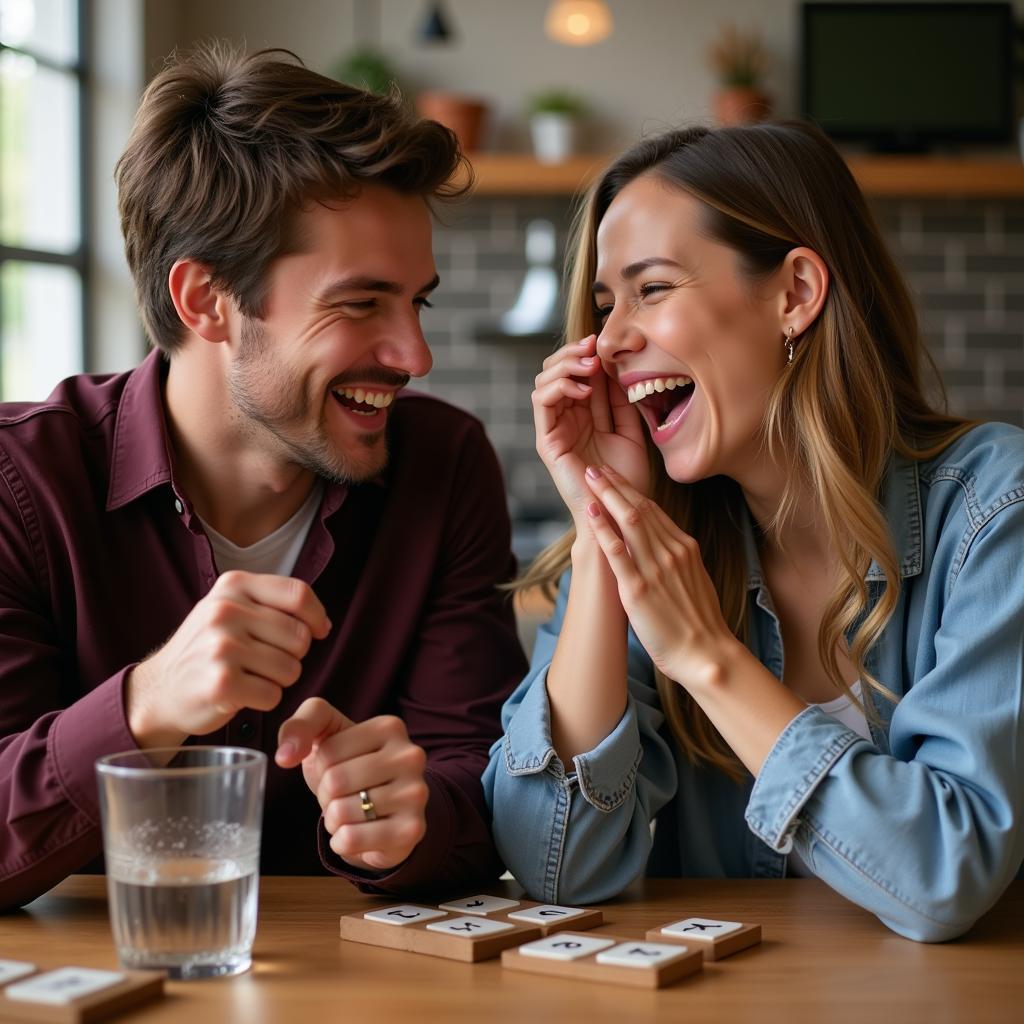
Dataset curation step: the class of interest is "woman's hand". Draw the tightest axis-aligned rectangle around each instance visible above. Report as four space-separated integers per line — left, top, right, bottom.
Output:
532 334 649 526
582 464 742 687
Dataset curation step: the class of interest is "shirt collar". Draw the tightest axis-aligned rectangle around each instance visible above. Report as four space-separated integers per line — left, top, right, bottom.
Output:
874 453 923 581
742 453 923 592
106 348 380 513
106 348 177 511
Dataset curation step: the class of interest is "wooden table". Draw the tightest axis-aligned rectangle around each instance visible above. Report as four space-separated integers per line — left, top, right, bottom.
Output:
2 876 1021 1023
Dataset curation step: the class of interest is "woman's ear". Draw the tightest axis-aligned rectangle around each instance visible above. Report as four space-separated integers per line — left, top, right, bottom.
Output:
777 246 829 336
167 259 233 343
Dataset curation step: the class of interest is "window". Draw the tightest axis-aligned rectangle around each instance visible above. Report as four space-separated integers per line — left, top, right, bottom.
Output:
0 0 86 401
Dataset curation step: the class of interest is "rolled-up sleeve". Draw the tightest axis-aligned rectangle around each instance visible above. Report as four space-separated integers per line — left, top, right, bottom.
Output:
483 571 678 905
747 501 1024 942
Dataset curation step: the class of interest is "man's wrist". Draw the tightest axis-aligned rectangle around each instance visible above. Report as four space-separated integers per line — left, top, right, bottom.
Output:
124 664 186 750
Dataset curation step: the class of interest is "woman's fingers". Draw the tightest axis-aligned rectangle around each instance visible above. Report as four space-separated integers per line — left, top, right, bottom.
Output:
539 334 596 372
583 465 657 568
585 499 642 588
584 464 705 593
607 376 646 443
589 464 682 537
531 377 592 435
534 356 601 391
588 364 614 434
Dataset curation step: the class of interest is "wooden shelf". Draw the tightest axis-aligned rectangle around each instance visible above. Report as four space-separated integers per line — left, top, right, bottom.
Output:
466 154 607 195
467 153 1024 198
844 156 1024 197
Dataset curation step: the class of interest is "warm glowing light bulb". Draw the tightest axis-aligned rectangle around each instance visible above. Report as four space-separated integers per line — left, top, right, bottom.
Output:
567 13 590 36
544 1 613 47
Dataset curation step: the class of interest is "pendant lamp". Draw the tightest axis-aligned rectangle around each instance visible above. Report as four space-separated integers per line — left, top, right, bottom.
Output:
544 1 613 46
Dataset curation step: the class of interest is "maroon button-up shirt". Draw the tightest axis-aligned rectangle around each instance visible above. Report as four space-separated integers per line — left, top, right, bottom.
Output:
0 350 527 910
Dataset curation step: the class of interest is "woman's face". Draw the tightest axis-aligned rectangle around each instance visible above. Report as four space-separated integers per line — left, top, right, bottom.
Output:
594 174 788 486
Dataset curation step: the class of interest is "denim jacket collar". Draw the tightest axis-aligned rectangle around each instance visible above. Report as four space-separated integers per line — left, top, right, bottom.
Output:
743 454 924 592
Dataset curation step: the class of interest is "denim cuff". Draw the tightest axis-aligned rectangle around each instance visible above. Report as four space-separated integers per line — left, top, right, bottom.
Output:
745 705 863 852
571 697 643 812
503 666 563 775
503 667 644 811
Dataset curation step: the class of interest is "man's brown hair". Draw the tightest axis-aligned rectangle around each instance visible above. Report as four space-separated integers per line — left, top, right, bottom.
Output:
116 42 468 354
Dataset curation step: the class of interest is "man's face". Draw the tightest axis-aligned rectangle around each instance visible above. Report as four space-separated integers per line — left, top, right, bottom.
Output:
226 184 437 483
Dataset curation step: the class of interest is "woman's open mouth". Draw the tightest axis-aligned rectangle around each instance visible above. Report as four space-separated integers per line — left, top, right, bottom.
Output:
626 375 695 441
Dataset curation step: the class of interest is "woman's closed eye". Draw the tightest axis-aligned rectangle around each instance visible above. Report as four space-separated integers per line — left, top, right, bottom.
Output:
593 282 672 322
638 281 672 300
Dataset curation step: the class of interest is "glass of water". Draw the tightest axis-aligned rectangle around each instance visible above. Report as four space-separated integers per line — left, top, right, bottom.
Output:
96 747 266 979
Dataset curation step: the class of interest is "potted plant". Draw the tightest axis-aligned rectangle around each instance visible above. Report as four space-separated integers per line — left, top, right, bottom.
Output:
527 89 587 164
415 91 490 152
707 23 771 126
333 47 401 97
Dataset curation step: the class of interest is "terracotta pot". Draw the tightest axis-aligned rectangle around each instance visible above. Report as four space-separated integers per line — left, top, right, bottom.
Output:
416 91 489 152
712 87 771 126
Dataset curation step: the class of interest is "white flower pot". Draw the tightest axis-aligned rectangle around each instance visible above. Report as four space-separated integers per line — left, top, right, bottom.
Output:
530 113 578 164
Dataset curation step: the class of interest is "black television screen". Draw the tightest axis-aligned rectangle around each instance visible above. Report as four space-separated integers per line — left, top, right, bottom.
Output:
800 2 1014 150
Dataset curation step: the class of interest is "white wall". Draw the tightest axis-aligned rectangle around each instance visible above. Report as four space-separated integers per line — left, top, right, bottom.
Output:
90 0 1023 374
154 0 809 152
157 0 1024 154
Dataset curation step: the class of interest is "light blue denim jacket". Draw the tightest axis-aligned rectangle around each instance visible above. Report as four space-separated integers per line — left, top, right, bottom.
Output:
483 422 1024 942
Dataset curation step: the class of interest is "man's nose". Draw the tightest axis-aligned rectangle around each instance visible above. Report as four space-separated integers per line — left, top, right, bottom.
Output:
377 319 433 379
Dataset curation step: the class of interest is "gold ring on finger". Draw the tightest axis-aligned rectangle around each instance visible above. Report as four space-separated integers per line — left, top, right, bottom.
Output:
359 788 378 822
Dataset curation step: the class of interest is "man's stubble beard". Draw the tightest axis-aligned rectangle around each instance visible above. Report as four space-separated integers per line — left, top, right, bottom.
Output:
226 316 389 485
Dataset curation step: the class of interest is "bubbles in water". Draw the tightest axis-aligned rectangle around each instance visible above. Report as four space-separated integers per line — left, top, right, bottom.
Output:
106 819 259 885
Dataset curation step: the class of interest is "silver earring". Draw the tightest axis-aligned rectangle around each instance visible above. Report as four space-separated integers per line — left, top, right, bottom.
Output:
785 327 795 365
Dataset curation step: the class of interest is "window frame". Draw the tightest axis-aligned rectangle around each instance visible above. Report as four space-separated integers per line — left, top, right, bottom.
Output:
0 0 90 396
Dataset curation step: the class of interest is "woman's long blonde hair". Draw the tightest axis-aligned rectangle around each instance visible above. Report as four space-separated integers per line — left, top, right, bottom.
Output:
519 122 975 781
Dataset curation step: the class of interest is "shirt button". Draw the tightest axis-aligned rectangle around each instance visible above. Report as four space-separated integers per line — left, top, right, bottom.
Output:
239 721 254 740
174 498 184 515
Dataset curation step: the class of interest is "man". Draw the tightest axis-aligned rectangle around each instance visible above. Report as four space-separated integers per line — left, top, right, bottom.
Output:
0 44 526 909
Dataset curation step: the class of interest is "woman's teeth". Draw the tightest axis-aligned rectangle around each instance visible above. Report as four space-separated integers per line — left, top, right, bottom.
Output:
626 376 692 404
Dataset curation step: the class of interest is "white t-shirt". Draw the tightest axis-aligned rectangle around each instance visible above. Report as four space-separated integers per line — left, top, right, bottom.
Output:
201 481 324 577
786 681 872 877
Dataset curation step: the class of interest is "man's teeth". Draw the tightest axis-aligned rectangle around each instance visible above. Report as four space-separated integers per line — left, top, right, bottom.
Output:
626 376 692 404
335 387 394 410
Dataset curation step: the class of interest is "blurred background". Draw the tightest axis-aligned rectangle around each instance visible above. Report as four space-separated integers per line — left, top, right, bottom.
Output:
2 0 1023 576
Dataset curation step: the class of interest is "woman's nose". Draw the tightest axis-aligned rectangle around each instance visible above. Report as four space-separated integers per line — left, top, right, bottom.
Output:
596 311 645 364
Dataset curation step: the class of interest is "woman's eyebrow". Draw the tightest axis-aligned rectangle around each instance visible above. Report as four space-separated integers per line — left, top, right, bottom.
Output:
592 257 685 294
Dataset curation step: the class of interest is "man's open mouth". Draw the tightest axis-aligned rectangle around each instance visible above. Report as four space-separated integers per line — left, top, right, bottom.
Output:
625 375 695 433
330 387 394 417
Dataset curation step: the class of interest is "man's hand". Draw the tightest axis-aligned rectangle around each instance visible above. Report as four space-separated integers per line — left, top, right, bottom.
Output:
275 698 429 872
126 571 331 750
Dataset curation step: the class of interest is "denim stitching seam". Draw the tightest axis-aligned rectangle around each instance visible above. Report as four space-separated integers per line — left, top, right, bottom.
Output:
545 777 572 903
948 492 1024 593
801 816 974 933
504 734 556 777
574 744 643 812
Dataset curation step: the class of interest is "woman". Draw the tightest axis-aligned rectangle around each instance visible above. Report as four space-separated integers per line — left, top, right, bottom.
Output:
482 121 1024 942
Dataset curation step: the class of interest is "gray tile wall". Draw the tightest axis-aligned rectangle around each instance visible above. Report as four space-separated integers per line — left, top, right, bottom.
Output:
419 196 1024 562
882 200 1024 429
